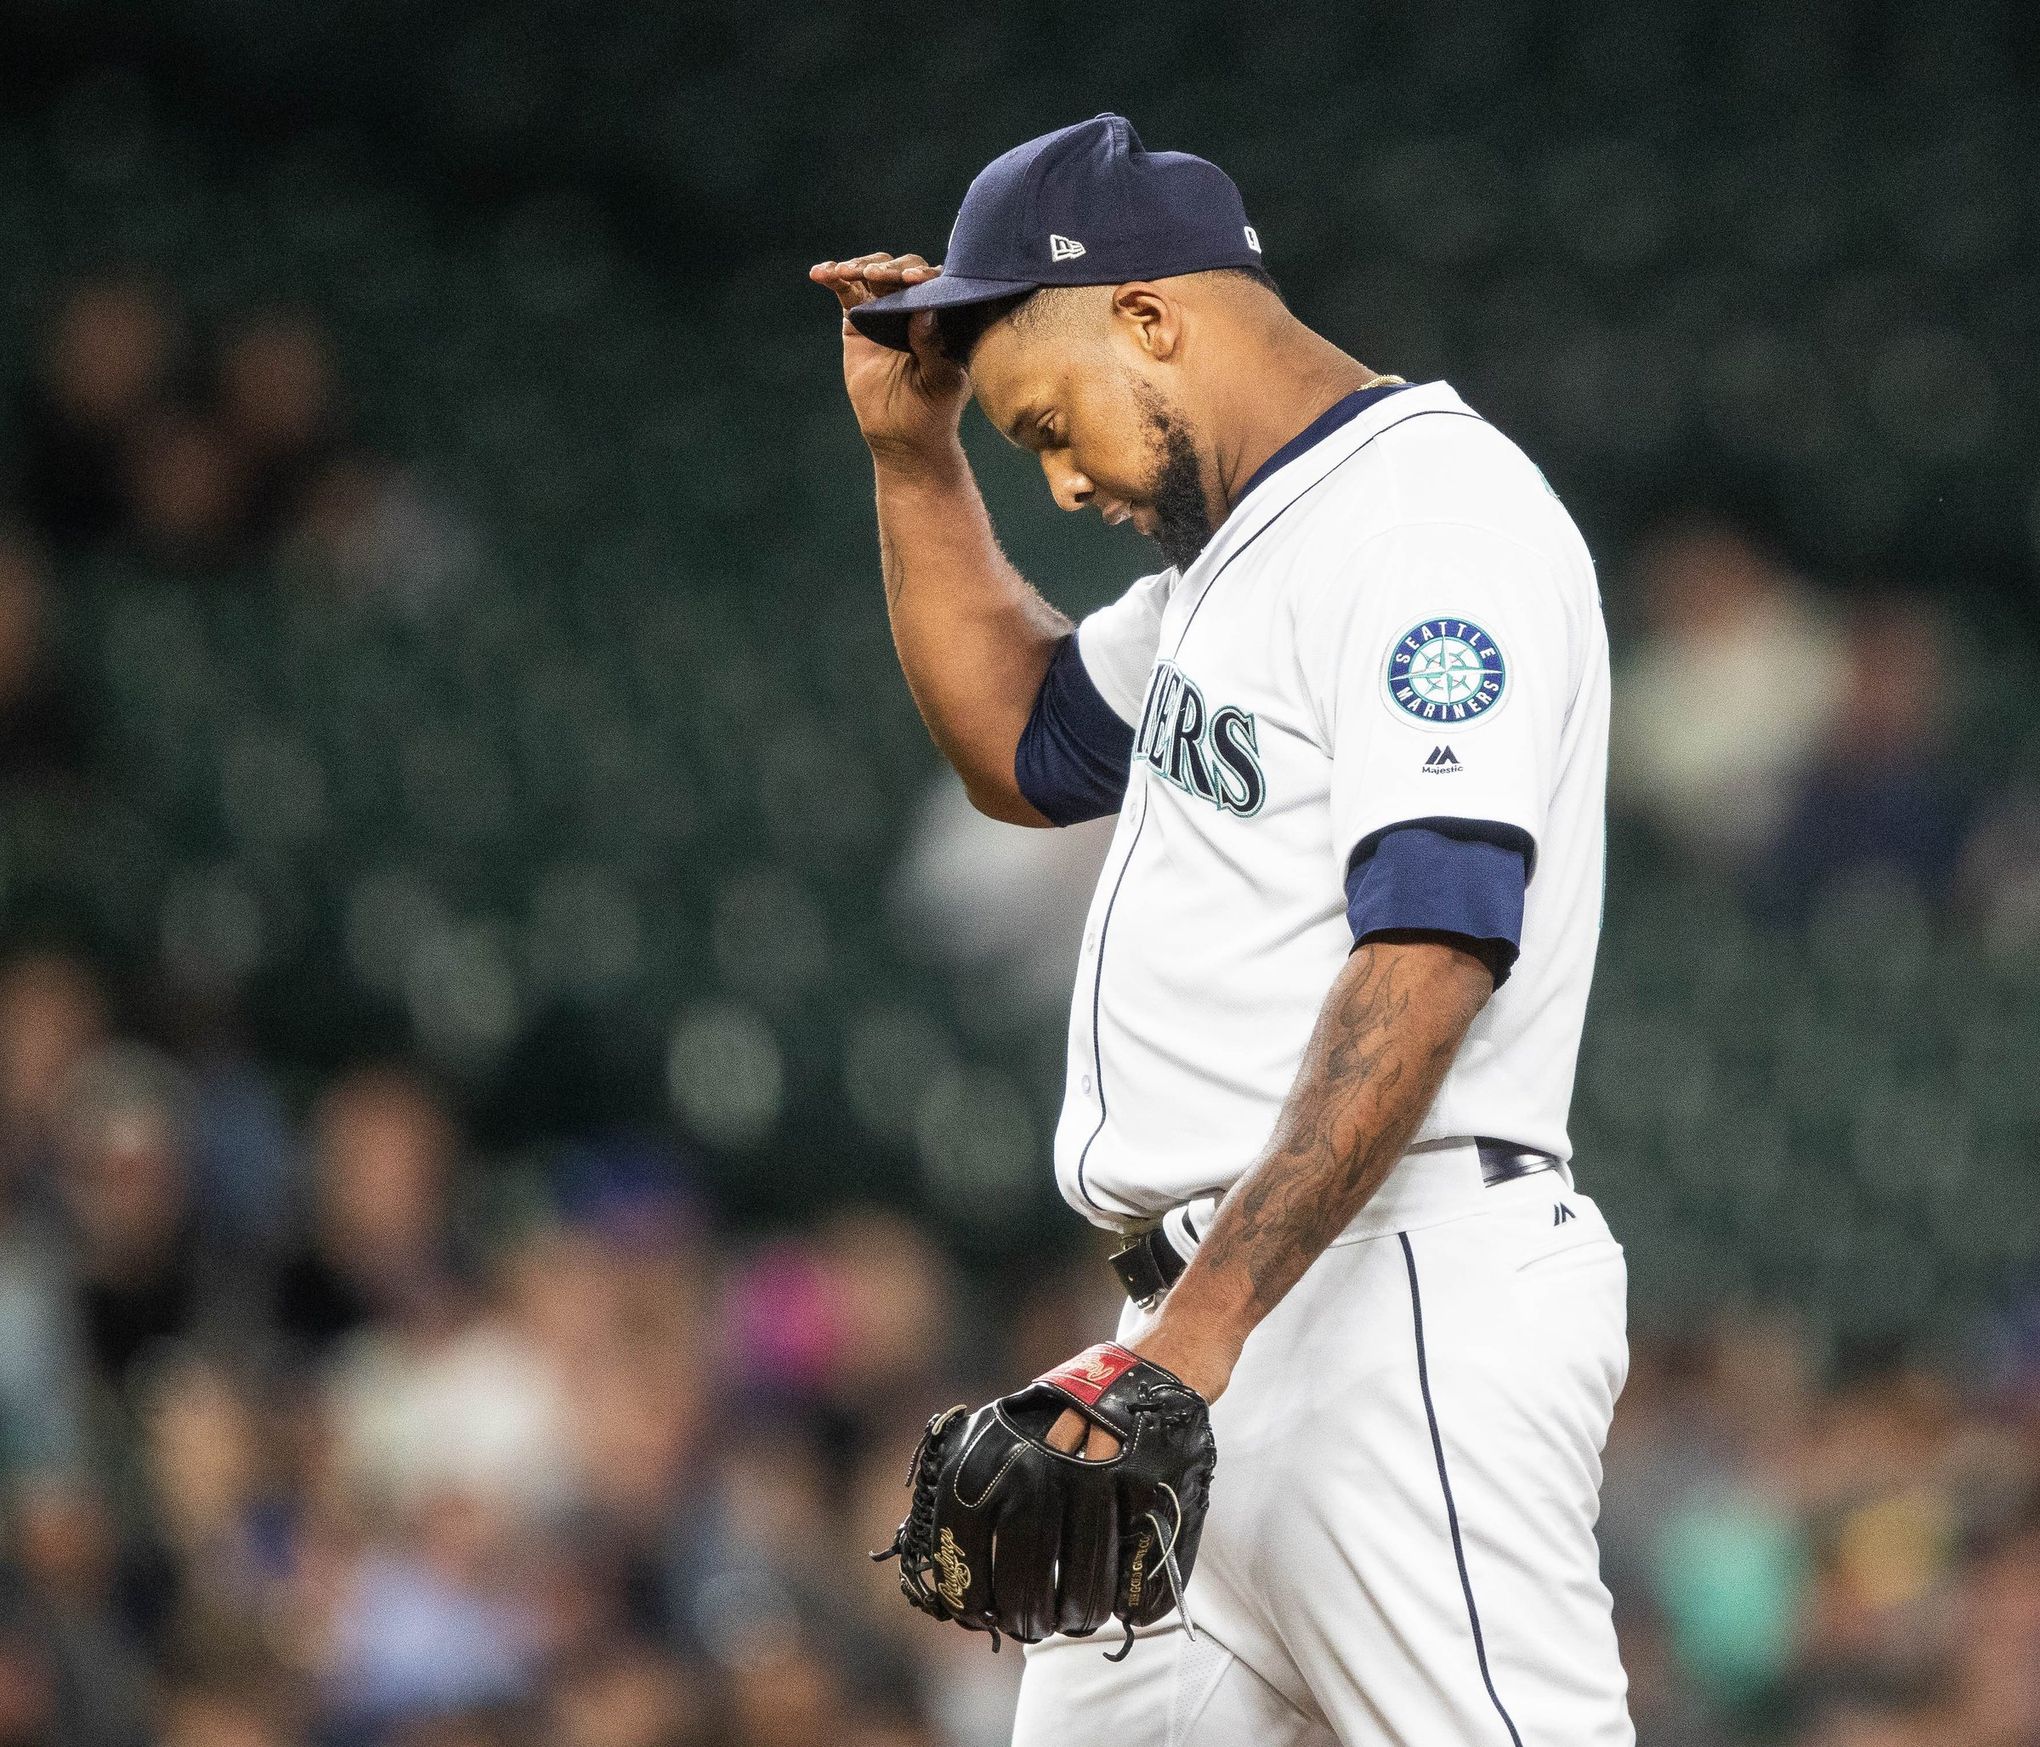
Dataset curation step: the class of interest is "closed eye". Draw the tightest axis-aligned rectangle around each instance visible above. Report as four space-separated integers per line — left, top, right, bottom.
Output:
1001 407 1054 452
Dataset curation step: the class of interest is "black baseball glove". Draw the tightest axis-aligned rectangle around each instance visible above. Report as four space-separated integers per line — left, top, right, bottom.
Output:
873 1342 1217 1659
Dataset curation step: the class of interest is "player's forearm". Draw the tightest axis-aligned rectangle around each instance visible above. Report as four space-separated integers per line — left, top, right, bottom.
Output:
872 450 1070 825
1137 937 1494 1398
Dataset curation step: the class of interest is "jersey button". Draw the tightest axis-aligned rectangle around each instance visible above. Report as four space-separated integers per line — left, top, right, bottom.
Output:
1080 1074 1094 1095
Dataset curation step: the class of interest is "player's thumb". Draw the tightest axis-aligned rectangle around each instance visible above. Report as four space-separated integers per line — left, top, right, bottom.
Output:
906 310 962 389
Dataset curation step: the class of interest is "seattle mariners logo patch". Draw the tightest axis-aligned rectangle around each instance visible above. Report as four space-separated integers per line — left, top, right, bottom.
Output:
1385 619 1507 724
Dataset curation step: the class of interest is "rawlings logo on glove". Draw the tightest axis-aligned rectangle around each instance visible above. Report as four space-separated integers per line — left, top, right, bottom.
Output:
873 1343 1217 1659
933 1528 971 1611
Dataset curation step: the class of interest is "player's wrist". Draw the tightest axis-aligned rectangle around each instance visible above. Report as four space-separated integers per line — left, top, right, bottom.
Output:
1134 1315 1244 1405
866 433 970 487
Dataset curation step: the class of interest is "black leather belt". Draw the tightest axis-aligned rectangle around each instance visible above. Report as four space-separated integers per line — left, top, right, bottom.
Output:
1109 1221 1191 1307
1109 1138 1559 1304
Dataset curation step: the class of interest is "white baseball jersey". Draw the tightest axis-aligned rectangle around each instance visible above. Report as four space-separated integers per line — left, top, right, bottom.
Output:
1053 379 1610 1227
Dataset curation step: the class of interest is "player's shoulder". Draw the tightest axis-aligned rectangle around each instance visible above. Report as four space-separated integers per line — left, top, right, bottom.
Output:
1255 384 1597 663
1312 383 1567 538
1272 384 1586 589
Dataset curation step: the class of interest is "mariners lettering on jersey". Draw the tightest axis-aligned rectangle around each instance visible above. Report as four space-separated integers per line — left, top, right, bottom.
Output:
1386 619 1508 723
1133 661 1266 816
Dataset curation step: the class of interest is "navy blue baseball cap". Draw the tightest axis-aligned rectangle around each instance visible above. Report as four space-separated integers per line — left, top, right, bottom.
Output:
849 114 1265 352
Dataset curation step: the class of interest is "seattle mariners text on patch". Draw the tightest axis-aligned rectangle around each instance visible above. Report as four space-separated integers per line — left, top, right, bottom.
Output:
1386 620 1508 723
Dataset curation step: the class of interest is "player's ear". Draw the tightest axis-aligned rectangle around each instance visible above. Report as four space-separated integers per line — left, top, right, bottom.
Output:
1110 283 1180 362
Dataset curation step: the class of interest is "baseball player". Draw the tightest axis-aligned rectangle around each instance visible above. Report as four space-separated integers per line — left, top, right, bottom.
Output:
815 115 1632 1746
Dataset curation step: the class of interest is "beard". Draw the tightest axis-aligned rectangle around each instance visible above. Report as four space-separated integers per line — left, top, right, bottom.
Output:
1131 381 1213 571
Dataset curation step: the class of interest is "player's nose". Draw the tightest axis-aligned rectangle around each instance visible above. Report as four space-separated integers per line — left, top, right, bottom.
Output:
1040 455 1093 514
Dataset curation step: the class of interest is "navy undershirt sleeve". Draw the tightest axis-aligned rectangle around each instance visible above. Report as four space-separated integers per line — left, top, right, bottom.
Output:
1014 634 1136 826
1343 820 1531 986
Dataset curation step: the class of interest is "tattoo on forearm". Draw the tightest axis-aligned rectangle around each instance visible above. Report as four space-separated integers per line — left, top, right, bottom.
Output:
1191 942 1489 1325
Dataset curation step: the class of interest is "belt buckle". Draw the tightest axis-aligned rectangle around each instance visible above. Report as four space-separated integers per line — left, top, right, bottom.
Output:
1109 1230 1171 1310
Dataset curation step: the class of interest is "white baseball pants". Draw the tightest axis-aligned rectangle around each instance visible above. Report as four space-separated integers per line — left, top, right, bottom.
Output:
1012 1165 1635 1747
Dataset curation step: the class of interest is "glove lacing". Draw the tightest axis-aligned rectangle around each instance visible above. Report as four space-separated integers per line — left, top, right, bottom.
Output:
1103 1478 1198 1662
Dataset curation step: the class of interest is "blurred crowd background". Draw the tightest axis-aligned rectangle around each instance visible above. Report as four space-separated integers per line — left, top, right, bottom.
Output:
1 1 2038 1743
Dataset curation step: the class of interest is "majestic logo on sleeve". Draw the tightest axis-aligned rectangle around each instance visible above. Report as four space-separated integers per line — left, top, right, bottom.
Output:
1134 661 1266 816
1385 620 1507 723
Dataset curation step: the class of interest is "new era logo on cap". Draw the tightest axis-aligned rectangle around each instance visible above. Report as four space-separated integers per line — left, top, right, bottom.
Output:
1244 224 1261 252
1049 233 1087 261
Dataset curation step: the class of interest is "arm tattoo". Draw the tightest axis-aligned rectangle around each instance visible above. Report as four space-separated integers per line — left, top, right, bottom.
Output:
1188 938 1491 1326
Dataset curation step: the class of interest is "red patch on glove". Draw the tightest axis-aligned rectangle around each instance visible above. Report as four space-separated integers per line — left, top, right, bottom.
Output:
1037 1342 1142 1407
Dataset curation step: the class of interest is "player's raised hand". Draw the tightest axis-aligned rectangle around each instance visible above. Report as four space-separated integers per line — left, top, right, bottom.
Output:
810 253 969 465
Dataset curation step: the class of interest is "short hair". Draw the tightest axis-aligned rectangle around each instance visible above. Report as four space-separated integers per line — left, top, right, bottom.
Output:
935 289 1038 365
1215 263 1284 301
935 265 1284 365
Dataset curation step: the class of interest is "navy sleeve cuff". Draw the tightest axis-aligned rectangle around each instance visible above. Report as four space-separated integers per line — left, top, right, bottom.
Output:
1015 634 1136 826
1343 819 1531 986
